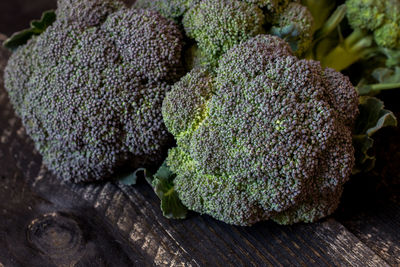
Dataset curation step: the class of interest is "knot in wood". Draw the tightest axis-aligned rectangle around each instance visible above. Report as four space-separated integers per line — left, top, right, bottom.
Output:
27 212 84 260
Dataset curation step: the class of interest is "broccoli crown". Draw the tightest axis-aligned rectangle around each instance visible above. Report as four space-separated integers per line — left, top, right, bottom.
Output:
56 0 125 26
346 0 400 49
244 0 291 12
134 0 291 19
182 0 265 66
134 0 199 20
162 35 359 225
269 2 314 56
134 0 309 68
4 0 184 182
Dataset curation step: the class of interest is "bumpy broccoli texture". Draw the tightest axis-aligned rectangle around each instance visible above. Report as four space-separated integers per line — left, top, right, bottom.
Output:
182 0 265 66
134 0 198 19
162 35 359 226
270 2 314 56
134 0 291 20
4 0 184 182
134 0 313 66
346 0 400 49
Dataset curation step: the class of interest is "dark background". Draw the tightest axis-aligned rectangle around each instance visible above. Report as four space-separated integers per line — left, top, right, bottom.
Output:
0 0 57 36
0 0 136 36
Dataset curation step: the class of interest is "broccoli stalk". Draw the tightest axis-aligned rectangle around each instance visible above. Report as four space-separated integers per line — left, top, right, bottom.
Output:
321 29 375 71
309 0 400 72
301 0 336 34
358 82 400 95
305 4 375 71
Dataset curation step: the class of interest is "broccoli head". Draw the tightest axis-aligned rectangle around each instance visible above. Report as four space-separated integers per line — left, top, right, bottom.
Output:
269 2 314 56
317 0 400 71
134 0 292 20
182 0 265 67
162 35 359 225
134 0 199 20
135 0 311 67
346 0 400 49
4 0 184 182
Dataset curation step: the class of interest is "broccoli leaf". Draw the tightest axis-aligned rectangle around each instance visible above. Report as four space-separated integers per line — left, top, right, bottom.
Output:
357 48 400 95
117 168 148 186
353 96 397 173
3 10 56 51
116 164 188 221
149 162 188 219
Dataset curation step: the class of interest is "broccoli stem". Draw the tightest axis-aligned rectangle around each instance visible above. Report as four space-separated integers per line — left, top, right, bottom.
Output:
321 29 374 71
301 0 336 33
312 4 346 44
358 82 400 95
368 83 400 91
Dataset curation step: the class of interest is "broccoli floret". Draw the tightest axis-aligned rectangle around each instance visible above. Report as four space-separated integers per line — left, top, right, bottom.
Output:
346 0 400 49
270 2 314 56
317 0 400 71
134 0 199 20
162 35 358 225
135 0 311 67
134 0 291 20
4 0 184 182
245 0 291 12
182 0 265 67
56 0 125 26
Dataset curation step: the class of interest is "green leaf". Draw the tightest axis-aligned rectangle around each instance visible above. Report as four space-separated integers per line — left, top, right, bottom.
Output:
372 67 400 84
270 24 300 52
352 135 376 173
117 168 147 186
3 10 56 51
379 48 400 68
353 96 397 173
356 51 400 95
150 162 188 219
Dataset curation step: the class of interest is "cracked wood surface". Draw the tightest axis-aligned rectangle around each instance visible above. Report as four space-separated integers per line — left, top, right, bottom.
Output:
0 9 399 266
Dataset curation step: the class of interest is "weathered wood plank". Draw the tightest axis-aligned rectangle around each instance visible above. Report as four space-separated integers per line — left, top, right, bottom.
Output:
338 200 400 266
335 114 400 266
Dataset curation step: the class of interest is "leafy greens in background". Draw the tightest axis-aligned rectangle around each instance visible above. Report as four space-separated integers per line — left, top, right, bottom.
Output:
3 10 56 50
353 96 398 174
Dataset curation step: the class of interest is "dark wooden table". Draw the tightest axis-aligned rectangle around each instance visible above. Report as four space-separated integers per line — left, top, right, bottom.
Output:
0 1 399 266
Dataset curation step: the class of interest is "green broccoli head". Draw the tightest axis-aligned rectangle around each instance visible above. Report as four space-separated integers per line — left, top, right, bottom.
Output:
244 0 291 12
4 0 184 182
182 0 265 67
134 0 199 20
162 35 359 225
270 2 314 56
346 0 400 49
56 0 125 26
134 0 291 20
134 0 309 67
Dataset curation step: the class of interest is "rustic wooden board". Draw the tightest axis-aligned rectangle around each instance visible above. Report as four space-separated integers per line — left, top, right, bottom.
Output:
339 201 400 266
0 32 398 266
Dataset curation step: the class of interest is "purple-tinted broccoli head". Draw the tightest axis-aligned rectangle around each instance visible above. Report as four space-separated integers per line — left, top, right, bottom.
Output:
4 0 184 182
162 35 359 225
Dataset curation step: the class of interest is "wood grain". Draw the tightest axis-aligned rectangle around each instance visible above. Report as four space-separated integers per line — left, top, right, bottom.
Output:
338 201 400 266
0 33 398 266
